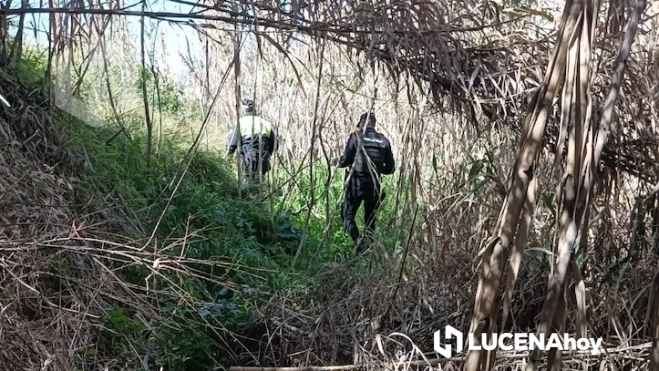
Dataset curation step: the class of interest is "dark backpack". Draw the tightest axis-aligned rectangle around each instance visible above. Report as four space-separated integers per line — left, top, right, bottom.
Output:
352 130 389 177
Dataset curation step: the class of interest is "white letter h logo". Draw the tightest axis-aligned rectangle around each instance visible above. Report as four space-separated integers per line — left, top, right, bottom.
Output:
434 325 463 358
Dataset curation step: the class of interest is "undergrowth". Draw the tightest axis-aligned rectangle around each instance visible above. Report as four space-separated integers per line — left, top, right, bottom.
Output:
3 47 419 370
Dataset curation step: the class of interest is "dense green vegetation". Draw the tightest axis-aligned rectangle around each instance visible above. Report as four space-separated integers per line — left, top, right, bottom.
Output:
5 46 420 370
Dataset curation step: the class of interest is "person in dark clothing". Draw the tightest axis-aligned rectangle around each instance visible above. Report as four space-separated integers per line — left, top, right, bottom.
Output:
331 112 395 255
225 99 277 184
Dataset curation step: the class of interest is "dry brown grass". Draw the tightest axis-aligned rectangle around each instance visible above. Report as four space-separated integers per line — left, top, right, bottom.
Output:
226 127 657 370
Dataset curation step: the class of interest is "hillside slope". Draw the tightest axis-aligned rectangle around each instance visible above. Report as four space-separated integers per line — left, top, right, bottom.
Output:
0 61 334 370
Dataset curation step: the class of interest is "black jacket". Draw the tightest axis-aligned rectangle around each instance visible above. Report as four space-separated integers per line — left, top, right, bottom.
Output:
336 127 395 178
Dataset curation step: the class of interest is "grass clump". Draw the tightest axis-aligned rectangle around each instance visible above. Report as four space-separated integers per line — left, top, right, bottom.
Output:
57 115 305 368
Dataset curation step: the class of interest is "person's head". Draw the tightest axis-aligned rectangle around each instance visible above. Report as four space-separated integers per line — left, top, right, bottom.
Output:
358 111 376 129
241 99 256 116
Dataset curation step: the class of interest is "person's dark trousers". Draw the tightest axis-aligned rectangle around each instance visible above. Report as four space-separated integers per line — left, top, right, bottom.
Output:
240 152 270 184
341 175 383 253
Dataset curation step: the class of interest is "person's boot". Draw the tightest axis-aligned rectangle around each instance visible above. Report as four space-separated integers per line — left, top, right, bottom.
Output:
356 240 368 255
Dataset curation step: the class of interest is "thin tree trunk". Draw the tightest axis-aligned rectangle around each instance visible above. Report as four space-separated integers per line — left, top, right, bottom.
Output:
140 0 153 166
293 40 325 264
0 0 12 62
149 64 163 153
204 36 210 151
232 20 243 196
8 0 26 65
46 0 54 112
